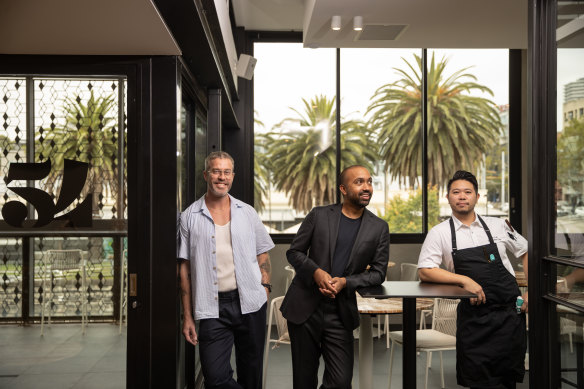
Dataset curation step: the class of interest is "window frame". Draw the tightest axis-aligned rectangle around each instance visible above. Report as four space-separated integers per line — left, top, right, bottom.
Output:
250 32 521 244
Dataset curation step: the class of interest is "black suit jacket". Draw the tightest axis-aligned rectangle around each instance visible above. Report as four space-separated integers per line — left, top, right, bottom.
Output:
280 203 390 330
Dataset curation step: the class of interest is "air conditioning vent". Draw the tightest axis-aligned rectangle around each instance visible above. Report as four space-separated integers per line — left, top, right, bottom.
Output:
356 24 408 41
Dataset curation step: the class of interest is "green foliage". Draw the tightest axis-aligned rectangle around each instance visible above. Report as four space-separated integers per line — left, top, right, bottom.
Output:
557 119 584 191
380 186 440 233
266 95 378 213
367 53 502 189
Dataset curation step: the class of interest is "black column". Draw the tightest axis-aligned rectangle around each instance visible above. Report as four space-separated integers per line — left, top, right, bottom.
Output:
127 56 180 389
527 0 557 387
208 89 222 153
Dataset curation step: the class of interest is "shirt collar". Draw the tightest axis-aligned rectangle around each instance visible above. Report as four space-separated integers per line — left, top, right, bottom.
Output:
192 193 242 216
451 213 483 231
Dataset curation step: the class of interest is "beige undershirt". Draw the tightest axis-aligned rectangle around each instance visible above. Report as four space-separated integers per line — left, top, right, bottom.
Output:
215 222 237 292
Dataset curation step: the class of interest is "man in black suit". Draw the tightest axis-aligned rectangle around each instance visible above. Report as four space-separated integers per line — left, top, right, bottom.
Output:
280 165 390 389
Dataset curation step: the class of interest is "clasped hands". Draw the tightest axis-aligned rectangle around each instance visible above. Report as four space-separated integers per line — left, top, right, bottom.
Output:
314 268 346 298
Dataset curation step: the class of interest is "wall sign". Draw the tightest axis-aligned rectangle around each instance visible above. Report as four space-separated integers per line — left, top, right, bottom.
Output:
2 159 92 228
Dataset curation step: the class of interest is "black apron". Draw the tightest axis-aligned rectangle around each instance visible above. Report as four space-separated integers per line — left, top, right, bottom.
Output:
450 215 527 388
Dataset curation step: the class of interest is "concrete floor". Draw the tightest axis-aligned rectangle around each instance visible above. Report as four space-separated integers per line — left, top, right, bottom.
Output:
0 324 125 389
0 323 536 389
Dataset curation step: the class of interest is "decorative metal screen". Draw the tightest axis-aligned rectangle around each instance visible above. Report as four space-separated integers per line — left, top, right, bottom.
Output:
0 77 127 321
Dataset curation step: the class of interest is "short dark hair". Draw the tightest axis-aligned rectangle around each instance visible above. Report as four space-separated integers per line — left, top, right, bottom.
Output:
339 165 366 186
447 170 478 193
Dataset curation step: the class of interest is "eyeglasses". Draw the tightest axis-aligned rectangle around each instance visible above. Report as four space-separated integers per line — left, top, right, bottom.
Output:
208 169 234 177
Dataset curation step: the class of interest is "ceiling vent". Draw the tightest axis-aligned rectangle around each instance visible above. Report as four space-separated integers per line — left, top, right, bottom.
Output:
356 24 408 41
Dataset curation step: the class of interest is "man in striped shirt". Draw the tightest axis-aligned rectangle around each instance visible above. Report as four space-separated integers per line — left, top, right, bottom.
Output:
179 151 274 389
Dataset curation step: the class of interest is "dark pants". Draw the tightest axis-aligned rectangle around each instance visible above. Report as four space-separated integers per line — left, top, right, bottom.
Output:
287 298 354 389
199 290 267 389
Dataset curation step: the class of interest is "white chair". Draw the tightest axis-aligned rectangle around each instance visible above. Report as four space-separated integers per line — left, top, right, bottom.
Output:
119 249 128 334
400 263 420 281
262 296 290 389
40 249 87 336
388 298 459 389
284 265 295 292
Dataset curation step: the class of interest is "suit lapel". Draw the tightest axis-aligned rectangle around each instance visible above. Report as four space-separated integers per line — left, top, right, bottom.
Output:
344 209 371 273
328 204 342 269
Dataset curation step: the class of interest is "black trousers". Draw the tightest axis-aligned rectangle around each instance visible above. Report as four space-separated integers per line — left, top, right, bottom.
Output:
199 290 267 389
287 298 354 389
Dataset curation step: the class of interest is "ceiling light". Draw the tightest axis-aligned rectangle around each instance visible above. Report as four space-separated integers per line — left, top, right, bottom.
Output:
353 16 363 31
331 16 341 31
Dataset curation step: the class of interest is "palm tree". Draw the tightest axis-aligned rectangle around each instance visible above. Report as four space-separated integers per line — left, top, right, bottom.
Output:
267 95 377 213
35 91 119 215
367 53 502 189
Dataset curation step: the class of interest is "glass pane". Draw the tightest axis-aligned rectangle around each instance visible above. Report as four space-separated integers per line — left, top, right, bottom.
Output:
35 78 123 220
195 113 207 200
555 308 584 387
341 48 423 233
0 78 27 206
33 237 116 318
556 20 584 258
428 50 510 229
253 43 335 233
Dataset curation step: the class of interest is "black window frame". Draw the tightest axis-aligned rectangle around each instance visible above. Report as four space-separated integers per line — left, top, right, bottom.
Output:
249 32 522 244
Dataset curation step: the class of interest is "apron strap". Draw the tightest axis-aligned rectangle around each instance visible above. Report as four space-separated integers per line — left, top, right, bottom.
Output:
476 215 495 245
450 215 495 251
449 218 457 251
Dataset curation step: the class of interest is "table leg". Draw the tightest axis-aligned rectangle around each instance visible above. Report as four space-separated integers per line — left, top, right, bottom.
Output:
359 314 373 389
403 298 417 389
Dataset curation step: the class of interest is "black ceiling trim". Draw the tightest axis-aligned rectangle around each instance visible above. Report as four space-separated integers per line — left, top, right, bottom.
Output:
152 0 239 128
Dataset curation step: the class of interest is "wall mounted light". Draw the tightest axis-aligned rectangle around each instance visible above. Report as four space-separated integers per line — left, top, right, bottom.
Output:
353 16 363 31
331 15 341 31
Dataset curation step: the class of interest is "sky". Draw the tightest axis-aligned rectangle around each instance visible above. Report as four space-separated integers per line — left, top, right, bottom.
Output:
557 49 584 132
253 43 510 133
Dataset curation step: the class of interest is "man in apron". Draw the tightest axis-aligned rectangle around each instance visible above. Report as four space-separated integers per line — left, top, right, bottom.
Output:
418 170 528 389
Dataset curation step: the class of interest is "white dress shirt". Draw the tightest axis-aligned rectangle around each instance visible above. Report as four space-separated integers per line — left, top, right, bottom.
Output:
418 213 528 276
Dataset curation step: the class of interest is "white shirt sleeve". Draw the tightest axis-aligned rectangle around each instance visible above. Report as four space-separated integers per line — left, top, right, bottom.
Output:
501 221 528 258
418 227 444 269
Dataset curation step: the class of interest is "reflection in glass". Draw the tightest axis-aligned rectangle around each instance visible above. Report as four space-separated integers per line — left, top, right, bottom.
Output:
195 113 207 199
555 309 584 387
253 43 335 233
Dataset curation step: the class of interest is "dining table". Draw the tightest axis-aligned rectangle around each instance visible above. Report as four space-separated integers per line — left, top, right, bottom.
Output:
358 281 476 389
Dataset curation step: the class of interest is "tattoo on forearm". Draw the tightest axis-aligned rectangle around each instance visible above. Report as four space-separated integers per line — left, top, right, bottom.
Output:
181 289 188 297
259 256 271 283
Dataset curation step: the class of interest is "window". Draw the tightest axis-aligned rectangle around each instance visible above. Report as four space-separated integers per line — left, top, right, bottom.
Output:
253 43 512 238
429 49 510 228
253 43 335 233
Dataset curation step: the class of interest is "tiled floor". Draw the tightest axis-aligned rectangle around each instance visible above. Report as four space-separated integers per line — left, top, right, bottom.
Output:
0 324 533 389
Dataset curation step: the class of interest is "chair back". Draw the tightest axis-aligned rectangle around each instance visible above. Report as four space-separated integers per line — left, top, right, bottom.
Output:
400 263 420 281
284 265 295 292
270 296 289 343
432 298 459 337
47 249 83 271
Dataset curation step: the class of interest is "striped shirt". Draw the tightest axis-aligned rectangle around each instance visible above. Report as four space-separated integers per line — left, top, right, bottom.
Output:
178 194 275 320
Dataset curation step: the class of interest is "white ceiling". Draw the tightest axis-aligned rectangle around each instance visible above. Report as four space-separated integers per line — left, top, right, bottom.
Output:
0 0 180 55
233 0 528 49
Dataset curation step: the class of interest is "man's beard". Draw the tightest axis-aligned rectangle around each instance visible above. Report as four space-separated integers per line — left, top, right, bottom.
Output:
348 190 371 208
